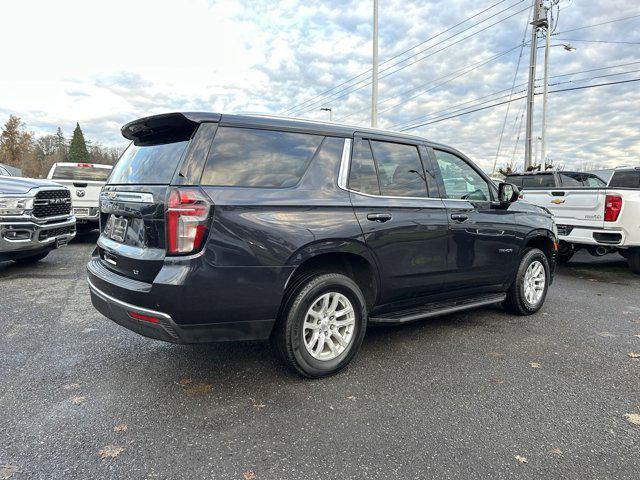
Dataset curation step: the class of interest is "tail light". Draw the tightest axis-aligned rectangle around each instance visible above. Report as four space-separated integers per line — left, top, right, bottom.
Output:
604 194 622 222
166 188 211 255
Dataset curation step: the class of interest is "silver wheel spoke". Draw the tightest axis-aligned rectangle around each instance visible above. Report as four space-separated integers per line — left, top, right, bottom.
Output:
303 291 356 361
523 260 546 306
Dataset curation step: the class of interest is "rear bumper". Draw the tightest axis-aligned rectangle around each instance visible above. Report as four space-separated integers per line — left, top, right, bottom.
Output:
86 257 287 343
559 226 629 247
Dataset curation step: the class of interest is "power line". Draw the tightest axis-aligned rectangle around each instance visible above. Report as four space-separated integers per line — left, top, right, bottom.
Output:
397 77 640 131
555 38 640 45
279 0 517 115
553 13 640 35
291 3 530 116
390 63 640 130
492 6 531 174
338 43 523 122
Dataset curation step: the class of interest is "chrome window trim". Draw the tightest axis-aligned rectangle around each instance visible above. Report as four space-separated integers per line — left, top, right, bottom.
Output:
337 137 445 203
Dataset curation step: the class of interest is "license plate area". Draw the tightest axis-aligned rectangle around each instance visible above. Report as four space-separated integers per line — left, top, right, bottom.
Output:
73 207 90 217
106 215 129 243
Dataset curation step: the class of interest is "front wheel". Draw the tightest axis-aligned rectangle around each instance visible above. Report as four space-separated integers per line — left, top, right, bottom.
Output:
272 273 368 378
503 248 550 315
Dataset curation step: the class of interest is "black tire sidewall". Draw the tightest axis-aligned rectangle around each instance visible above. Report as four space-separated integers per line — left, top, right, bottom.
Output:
286 274 367 377
515 249 550 314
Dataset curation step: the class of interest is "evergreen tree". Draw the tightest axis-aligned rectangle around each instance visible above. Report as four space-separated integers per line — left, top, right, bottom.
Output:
68 123 90 163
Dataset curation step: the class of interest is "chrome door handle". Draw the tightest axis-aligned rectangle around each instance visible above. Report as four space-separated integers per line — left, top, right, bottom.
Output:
367 213 392 223
450 213 469 222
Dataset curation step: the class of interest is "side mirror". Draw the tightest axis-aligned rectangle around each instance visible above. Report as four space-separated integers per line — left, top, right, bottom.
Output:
498 182 519 203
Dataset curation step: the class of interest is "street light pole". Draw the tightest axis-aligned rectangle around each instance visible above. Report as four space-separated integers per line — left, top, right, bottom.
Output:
371 0 379 128
320 107 333 121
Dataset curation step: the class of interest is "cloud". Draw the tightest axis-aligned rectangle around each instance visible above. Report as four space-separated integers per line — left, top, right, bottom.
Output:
0 0 638 171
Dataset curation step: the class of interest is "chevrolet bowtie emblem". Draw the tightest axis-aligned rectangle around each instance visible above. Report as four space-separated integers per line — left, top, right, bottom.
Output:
551 198 565 204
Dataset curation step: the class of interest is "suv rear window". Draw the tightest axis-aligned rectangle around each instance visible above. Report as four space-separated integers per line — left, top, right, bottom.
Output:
522 174 556 188
608 170 640 188
52 165 111 182
109 140 189 184
200 127 323 188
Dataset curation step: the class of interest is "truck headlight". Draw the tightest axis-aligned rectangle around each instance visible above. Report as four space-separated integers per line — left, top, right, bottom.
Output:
0 196 34 215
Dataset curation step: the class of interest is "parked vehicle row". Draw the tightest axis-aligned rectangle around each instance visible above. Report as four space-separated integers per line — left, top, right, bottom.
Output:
506 168 640 273
86 112 558 377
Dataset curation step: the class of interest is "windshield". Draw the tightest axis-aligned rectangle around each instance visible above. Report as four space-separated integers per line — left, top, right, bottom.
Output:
108 141 188 185
52 165 111 181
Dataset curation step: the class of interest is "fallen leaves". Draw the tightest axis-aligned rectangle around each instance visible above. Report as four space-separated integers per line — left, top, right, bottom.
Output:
530 362 541 369
515 455 528 464
243 471 257 480
624 413 640 426
184 383 213 396
71 395 86 405
550 448 562 455
487 352 505 358
634 334 640 339
177 378 192 386
0 465 19 480
345 395 357 401
628 352 640 359
98 444 124 459
114 423 128 433
488 378 505 385
250 398 266 410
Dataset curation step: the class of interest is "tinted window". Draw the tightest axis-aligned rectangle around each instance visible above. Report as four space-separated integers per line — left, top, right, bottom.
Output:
558 173 584 187
582 173 606 187
506 175 524 188
52 165 112 181
522 174 556 188
200 127 323 188
609 170 640 188
109 140 188 184
435 150 490 201
348 138 380 195
370 141 428 197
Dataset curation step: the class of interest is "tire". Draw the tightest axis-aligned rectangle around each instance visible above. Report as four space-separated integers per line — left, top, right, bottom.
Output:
628 249 640 275
13 251 49 264
503 248 550 315
272 272 368 378
556 242 574 264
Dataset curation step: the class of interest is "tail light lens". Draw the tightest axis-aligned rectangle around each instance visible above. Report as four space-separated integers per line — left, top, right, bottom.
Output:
604 194 622 222
166 188 211 255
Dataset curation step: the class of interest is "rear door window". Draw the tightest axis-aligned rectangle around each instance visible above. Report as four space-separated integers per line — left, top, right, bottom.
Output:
608 170 640 188
348 138 380 195
370 141 428 197
109 140 189 184
200 127 323 188
506 175 524 188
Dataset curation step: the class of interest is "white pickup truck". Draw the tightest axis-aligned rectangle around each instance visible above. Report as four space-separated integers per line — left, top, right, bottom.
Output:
505 168 640 274
47 162 112 233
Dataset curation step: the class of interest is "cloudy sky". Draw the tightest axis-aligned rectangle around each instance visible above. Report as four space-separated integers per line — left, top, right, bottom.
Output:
1 0 639 172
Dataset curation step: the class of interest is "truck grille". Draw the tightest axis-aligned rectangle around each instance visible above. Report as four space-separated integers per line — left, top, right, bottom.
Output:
33 189 72 218
39 225 75 241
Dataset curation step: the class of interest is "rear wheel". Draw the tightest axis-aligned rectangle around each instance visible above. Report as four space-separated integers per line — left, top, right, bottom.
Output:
503 248 550 315
272 273 367 378
556 242 575 264
628 249 640 275
13 251 49 264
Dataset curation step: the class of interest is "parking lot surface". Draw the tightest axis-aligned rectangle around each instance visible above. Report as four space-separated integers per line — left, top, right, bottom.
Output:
1 237 639 479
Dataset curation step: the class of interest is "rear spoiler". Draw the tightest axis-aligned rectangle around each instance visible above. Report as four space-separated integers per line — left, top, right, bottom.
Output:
121 112 221 146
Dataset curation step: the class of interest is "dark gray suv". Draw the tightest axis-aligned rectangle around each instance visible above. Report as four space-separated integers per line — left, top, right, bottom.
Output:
87 112 557 377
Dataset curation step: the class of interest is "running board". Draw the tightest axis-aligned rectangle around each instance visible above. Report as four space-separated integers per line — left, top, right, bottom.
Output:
369 293 506 325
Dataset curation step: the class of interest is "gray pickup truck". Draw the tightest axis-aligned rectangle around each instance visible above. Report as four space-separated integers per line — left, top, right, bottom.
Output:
0 175 76 263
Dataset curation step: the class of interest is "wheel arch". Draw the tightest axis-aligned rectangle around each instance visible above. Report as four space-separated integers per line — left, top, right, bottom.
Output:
522 229 557 266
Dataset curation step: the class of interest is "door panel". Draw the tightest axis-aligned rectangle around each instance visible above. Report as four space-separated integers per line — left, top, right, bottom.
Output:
351 193 449 303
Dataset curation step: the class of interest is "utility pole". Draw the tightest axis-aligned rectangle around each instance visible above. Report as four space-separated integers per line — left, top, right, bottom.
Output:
524 0 546 170
540 3 552 166
371 0 379 128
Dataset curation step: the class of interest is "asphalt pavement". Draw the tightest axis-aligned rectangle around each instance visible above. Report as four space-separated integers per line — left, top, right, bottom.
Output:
1 236 639 479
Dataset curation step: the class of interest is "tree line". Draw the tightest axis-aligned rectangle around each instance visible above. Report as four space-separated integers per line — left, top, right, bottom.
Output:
0 115 123 178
